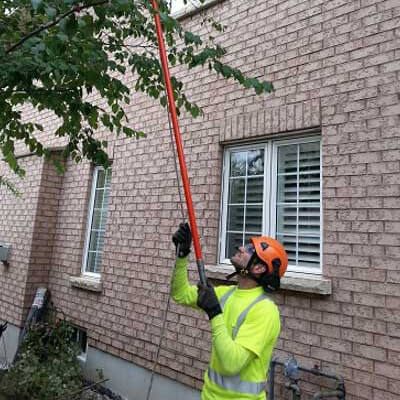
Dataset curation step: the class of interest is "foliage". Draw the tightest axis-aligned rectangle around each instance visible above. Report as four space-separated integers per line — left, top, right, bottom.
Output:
0 0 273 182
0 317 83 400
0 176 20 196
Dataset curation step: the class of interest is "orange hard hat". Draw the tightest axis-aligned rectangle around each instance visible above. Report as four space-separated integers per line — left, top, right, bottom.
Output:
249 236 288 278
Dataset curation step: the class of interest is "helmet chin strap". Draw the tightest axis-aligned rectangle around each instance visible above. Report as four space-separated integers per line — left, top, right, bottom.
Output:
226 253 258 281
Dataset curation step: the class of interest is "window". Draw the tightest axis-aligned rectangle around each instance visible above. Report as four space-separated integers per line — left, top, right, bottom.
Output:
71 326 88 362
168 0 213 16
83 167 112 276
220 136 322 274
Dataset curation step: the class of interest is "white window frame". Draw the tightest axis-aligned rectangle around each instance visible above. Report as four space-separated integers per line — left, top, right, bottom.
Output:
219 135 322 275
82 166 111 278
72 326 88 363
168 0 218 17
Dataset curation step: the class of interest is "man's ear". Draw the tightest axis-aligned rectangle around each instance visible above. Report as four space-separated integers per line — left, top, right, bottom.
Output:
252 262 267 276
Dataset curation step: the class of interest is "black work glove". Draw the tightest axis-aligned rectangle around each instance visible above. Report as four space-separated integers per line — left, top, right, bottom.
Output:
197 283 222 320
172 222 192 258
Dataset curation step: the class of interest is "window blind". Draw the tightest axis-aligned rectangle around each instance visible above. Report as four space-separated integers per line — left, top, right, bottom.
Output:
276 141 321 269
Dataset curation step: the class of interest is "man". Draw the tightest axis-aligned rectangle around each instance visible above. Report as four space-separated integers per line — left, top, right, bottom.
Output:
171 223 288 400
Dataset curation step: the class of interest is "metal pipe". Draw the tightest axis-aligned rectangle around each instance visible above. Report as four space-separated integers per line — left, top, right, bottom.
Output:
151 0 206 284
271 358 345 400
313 390 345 399
268 358 277 400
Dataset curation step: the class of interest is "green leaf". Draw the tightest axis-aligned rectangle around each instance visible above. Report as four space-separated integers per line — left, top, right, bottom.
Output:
31 0 42 11
45 7 57 18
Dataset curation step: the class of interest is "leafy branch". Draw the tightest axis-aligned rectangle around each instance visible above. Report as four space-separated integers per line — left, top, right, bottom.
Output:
5 0 110 55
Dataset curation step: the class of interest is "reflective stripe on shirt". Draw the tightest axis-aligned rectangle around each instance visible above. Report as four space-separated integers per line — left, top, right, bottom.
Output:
219 287 235 310
208 368 265 395
210 289 269 395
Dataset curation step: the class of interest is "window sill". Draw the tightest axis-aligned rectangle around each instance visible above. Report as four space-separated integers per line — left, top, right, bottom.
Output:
70 276 103 293
205 265 332 295
172 0 224 19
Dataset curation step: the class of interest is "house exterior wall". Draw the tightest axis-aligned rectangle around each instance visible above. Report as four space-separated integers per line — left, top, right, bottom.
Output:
1 0 399 399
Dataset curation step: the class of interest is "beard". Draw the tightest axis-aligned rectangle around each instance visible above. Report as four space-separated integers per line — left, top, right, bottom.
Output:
230 257 246 273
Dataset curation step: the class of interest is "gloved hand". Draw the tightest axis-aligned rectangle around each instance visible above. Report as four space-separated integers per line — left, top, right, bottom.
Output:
172 222 192 258
197 283 222 320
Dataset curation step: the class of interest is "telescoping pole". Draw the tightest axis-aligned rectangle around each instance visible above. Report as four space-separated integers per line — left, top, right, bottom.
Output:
151 0 207 285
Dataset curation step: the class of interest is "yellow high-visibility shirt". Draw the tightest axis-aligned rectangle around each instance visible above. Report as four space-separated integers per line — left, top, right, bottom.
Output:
171 257 281 400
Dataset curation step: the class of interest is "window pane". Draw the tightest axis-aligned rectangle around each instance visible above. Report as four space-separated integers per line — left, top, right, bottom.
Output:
87 250 102 274
276 140 321 270
245 206 262 232
105 168 112 188
299 142 320 173
86 251 97 273
85 167 112 274
277 174 297 203
247 177 264 203
277 234 297 265
89 230 105 252
298 236 320 267
229 178 245 204
277 205 297 234
298 206 320 235
299 173 320 203
169 0 202 14
97 169 106 188
225 148 266 261
230 152 246 177
278 145 297 174
225 232 243 259
248 149 264 176
92 209 108 230
94 189 105 209
227 205 244 231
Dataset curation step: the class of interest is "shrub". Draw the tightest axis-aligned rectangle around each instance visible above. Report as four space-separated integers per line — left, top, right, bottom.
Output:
0 315 83 400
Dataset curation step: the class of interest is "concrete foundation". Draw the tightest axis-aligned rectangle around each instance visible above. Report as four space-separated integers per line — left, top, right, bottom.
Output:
0 323 201 400
84 346 201 400
0 322 19 367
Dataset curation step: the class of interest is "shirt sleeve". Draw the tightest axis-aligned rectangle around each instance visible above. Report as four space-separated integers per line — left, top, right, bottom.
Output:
170 257 199 308
234 301 280 358
210 314 256 376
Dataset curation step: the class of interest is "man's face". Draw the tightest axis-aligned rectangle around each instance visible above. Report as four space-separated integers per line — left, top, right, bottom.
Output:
230 243 255 271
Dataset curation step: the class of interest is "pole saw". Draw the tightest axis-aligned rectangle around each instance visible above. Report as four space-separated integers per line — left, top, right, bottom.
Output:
151 0 207 285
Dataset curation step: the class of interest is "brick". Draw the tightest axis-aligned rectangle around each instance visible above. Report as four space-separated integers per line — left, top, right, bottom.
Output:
345 381 373 399
310 346 341 363
322 312 352 328
339 279 370 292
375 336 400 352
341 328 374 345
353 268 386 282
373 389 399 400
321 337 352 353
312 322 341 339
375 362 400 380
353 370 388 390
342 354 374 372
353 293 386 308
354 343 387 361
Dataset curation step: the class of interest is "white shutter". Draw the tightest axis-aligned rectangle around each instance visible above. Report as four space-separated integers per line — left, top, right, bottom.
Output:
276 141 321 270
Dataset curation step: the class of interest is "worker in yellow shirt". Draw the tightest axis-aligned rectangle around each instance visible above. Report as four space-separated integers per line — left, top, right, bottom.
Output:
171 223 288 400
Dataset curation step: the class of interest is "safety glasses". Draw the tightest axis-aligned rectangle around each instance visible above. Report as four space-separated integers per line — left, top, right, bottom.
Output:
243 243 255 256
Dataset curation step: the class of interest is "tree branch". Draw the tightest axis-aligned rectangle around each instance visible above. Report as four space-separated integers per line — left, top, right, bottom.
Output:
5 0 110 54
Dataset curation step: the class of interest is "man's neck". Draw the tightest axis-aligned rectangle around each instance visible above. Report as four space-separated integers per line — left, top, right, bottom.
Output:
237 276 259 289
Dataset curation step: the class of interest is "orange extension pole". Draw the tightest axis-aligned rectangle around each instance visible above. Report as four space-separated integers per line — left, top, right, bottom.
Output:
151 0 207 285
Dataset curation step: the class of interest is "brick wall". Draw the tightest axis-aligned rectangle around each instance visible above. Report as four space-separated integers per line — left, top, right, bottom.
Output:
0 153 65 325
0 157 44 325
0 0 399 399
